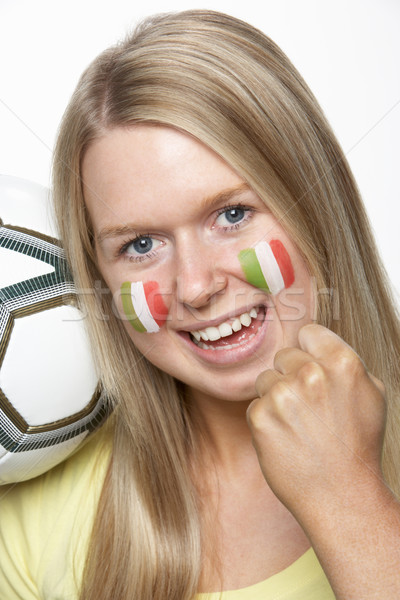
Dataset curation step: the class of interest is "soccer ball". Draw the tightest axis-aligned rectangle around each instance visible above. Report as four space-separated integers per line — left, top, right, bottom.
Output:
0 175 109 484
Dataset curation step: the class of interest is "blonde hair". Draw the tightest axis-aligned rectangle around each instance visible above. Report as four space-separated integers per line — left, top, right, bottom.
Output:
52 10 400 599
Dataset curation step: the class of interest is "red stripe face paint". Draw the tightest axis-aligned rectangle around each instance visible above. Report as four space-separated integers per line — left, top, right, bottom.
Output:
121 280 169 333
143 281 169 327
269 239 295 289
238 239 295 294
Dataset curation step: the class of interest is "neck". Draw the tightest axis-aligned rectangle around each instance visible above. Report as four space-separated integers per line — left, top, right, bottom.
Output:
188 388 258 476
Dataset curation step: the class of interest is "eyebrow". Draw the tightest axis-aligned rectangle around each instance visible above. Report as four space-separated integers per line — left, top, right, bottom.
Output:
199 182 251 210
96 182 252 245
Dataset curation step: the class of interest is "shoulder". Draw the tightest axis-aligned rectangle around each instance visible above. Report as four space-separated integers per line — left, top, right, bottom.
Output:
0 422 112 527
0 423 112 599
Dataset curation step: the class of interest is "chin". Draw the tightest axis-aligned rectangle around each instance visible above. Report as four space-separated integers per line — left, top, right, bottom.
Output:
183 368 264 404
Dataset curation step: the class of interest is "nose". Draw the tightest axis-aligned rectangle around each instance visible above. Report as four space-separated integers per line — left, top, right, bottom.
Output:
174 240 228 309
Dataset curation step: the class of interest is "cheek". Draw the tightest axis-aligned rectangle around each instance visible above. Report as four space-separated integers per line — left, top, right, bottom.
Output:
237 238 314 325
275 248 314 327
119 280 170 334
238 239 295 295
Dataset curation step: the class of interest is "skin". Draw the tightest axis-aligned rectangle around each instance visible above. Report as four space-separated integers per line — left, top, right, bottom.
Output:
83 125 400 597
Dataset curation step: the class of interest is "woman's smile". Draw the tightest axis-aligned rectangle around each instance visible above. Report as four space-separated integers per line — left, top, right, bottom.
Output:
178 305 269 365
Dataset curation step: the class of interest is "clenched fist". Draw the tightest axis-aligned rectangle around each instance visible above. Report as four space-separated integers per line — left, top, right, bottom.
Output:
247 323 386 526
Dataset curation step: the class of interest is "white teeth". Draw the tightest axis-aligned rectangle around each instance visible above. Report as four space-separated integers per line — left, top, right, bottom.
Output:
196 333 255 351
205 326 220 341
232 318 242 332
219 322 233 337
190 308 260 345
239 312 251 327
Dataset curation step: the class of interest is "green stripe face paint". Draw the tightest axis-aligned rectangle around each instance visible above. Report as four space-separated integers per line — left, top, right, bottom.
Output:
120 281 147 332
238 240 294 295
121 280 169 333
238 248 270 292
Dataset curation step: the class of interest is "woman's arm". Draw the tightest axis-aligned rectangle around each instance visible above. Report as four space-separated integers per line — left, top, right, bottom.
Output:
247 323 400 600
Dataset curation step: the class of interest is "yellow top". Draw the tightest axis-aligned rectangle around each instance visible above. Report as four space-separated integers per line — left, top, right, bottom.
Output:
0 430 110 600
0 430 335 600
194 548 336 599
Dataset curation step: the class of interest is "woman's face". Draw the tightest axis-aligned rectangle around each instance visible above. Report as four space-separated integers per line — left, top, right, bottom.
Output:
82 125 314 402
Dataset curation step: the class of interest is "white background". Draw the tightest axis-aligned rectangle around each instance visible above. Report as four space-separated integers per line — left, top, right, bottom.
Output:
1 0 399 300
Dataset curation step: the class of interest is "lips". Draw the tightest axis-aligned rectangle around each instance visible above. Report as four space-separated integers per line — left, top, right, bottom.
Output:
176 302 270 365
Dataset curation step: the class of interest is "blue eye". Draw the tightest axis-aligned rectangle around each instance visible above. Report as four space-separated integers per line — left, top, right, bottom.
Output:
132 236 154 254
215 204 251 229
120 235 162 261
224 207 246 224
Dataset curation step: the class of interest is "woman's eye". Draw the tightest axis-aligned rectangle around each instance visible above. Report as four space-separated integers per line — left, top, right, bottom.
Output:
132 237 154 254
215 205 251 228
121 235 162 260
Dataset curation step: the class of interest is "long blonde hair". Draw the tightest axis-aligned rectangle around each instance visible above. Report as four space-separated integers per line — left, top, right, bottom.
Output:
52 10 400 599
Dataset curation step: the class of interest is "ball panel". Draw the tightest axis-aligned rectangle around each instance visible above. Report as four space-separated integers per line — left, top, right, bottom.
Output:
1 307 98 425
0 223 76 371
0 431 89 484
0 176 56 237
0 304 12 367
0 246 54 288
0 385 108 451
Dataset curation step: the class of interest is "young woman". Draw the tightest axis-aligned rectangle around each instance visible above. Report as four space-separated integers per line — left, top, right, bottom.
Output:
1 10 400 600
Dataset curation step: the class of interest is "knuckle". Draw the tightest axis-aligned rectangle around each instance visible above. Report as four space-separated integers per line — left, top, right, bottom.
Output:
248 380 292 431
269 381 294 417
297 360 324 386
333 346 365 377
255 369 279 396
273 347 288 368
247 398 267 432
270 380 292 400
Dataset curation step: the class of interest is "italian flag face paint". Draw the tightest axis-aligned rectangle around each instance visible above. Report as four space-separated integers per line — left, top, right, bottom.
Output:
120 280 169 333
238 239 294 295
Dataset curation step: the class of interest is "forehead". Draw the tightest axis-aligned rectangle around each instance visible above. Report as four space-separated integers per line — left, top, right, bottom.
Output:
82 125 246 231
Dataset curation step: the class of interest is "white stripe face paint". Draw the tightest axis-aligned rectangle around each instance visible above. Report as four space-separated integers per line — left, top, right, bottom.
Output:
254 241 285 295
131 281 160 333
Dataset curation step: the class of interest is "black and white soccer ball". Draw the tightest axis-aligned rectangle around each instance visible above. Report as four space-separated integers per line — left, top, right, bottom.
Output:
0 175 109 484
